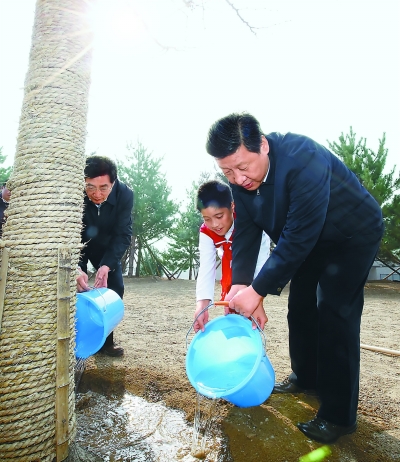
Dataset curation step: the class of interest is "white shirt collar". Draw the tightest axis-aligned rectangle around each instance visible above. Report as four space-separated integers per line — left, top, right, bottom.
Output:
263 162 270 182
225 222 234 240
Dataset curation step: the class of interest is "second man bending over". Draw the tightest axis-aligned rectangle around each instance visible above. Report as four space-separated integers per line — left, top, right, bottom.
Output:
76 155 134 357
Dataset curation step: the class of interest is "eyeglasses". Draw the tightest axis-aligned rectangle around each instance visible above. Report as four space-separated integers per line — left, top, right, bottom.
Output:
85 184 112 193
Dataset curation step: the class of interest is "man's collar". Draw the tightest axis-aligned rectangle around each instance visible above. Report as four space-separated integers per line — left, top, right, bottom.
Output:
263 137 275 185
106 180 117 205
263 163 270 182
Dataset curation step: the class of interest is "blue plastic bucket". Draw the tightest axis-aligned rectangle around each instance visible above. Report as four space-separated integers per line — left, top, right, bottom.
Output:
75 288 124 359
186 314 275 407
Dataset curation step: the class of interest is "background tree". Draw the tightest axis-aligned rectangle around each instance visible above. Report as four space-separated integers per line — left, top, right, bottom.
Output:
164 171 213 279
328 128 400 264
0 147 12 183
381 195 400 263
164 206 202 279
117 142 178 277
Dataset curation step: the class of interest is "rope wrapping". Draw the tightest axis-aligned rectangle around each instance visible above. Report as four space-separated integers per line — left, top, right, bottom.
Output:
0 0 93 459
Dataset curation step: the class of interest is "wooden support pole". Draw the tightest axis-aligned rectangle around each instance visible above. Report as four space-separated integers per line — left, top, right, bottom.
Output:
0 248 10 335
376 257 400 278
56 248 72 461
382 266 400 281
360 343 400 356
142 240 176 279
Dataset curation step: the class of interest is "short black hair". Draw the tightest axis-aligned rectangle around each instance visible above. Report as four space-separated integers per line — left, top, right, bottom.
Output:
85 155 117 183
206 112 263 159
196 180 233 211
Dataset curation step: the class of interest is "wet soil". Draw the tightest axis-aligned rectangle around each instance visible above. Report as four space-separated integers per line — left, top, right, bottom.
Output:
77 278 400 461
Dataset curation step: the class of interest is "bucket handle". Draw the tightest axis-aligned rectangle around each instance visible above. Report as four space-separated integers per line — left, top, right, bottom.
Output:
87 286 108 313
185 301 267 351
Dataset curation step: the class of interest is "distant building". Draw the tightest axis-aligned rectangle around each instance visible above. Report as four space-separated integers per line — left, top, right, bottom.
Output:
368 260 400 281
180 259 400 282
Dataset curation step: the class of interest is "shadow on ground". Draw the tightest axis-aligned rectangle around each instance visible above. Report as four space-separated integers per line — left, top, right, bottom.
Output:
223 393 400 461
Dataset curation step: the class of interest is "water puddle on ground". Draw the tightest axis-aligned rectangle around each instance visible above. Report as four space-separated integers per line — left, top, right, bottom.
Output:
75 390 222 461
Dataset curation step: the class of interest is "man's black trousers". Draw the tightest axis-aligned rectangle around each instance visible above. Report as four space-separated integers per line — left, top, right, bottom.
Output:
287 227 383 427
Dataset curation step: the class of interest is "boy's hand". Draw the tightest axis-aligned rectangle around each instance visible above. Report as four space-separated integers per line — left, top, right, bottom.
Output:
193 299 211 332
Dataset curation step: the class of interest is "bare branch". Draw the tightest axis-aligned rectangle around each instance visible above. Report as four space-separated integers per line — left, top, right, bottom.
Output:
224 0 257 36
182 0 196 10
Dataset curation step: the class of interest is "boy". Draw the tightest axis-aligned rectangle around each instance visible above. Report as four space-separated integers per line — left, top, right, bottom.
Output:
194 180 270 332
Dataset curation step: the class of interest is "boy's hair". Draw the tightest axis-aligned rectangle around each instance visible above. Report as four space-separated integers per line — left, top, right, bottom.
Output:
85 155 117 183
206 112 263 159
196 180 233 211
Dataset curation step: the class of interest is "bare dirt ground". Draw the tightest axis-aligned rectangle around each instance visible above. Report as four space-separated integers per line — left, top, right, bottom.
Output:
81 278 400 461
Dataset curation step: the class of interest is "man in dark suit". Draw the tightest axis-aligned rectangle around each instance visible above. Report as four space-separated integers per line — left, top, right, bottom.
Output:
76 156 134 356
205 113 383 444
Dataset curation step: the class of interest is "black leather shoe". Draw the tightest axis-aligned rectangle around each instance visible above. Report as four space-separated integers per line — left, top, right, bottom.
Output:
297 417 357 444
273 374 316 394
100 343 124 357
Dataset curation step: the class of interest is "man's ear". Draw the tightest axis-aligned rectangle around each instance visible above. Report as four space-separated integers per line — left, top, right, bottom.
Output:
231 201 235 213
260 135 270 155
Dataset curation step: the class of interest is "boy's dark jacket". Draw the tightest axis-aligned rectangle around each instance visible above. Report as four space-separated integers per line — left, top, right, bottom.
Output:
231 132 383 296
79 179 134 272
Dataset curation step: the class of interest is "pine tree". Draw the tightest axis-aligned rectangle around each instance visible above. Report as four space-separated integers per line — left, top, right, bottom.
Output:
164 172 213 279
328 128 400 263
117 142 178 276
0 147 12 183
164 208 202 279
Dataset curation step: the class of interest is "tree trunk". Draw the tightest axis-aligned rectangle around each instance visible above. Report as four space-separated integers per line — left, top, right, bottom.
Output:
128 235 136 277
0 1 93 460
135 239 142 277
120 247 128 274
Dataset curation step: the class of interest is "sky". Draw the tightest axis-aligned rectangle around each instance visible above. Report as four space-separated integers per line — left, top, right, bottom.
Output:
0 0 399 204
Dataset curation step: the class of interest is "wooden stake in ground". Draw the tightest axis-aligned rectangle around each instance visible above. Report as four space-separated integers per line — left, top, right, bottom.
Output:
0 1 93 460
361 343 400 356
56 248 72 461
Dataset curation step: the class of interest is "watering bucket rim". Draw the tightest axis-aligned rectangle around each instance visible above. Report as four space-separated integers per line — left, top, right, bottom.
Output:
186 314 265 399
76 287 114 300
186 301 266 351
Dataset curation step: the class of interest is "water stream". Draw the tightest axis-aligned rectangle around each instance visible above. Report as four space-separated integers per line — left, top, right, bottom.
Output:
191 393 218 459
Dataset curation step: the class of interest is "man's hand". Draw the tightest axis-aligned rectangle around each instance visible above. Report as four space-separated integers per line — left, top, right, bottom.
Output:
193 299 211 333
251 302 268 330
224 285 248 315
228 285 264 319
76 268 90 293
94 265 110 288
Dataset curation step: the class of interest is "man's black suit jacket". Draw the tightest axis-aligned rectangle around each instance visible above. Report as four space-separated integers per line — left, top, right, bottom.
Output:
231 132 383 296
79 178 134 272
